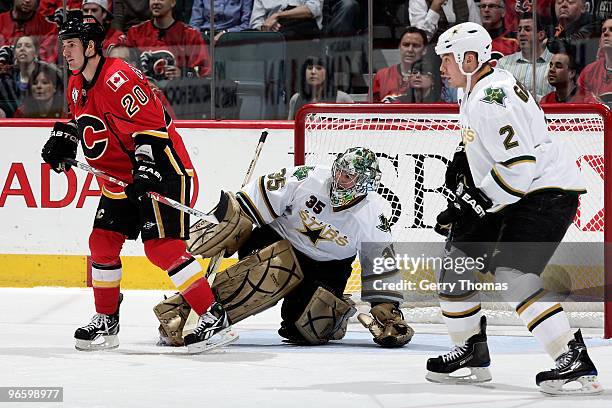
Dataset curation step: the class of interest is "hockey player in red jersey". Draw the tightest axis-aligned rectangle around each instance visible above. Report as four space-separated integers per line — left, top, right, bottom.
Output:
40 11 236 353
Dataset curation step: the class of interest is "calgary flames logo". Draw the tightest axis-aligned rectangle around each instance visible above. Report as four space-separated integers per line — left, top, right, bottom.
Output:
139 50 176 81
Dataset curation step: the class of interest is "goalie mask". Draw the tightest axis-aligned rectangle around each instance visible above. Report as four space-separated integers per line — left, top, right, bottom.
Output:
330 147 381 208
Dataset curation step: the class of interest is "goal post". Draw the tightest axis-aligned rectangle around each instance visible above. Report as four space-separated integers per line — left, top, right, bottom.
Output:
294 103 612 338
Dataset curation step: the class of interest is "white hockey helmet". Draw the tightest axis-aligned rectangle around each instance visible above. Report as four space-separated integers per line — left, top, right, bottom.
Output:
434 22 492 74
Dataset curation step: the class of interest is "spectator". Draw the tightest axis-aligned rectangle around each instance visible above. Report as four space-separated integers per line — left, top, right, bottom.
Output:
553 0 598 39
497 14 554 100
323 0 364 37
82 0 125 54
577 17 612 107
541 42 596 102
0 0 58 63
0 45 20 117
287 55 352 119
479 0 519 60
14 62 65 118
250 0 324 41
372 27 441 103
409 0 481 42
14 35 40 99
127 0 211 82
189 0 254 44
114 0 151 31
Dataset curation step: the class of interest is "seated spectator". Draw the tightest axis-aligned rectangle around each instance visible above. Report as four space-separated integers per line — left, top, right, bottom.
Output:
479 0 519 61
14 62 65 118
287 55 352 119
541 42 596 102
497 13 553 100
409 0 481 42
372 27 441 102
127 0 211 82
114 0 151 31
250 0 323 41
0 0 58 62
14 35 40 99
190 0 253 44
82 0 125 54
553 0 598 39
323 0 364 37
0 45 20 118
577 17 612 107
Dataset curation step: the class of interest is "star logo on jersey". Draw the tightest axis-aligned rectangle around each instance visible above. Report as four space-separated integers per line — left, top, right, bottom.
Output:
376 214 391 233
297 209 348 247
106 71 129 92
293 166 315 181
481 87 507 107
298 221 326 245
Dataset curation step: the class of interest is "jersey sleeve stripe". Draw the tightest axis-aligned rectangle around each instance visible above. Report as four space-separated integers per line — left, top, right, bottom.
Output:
102 186 127 199
258 176 279 219
490 167 525 198
132 130 169 139
501 155 536 168
236 191 266 227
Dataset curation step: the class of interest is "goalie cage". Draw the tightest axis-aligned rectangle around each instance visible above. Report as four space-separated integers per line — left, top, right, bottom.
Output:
294 103 612 338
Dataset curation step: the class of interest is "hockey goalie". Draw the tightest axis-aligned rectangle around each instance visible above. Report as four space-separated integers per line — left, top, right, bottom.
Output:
154 147 414 347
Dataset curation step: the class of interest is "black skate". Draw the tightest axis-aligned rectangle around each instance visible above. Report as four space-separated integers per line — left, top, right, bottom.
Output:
536 330 603 395
183 302 238 353
74 293 123 351
426 316 491 383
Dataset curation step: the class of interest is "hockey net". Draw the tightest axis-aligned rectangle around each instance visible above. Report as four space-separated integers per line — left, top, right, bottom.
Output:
294 103 612 337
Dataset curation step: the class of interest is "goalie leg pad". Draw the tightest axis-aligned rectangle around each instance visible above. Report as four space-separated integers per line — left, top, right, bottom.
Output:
212 240 304 324
187 191 254 258
295 287 357 345
153 293 192 346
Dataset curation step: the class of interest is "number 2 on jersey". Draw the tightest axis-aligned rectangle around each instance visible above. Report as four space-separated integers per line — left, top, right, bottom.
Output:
500 125 518 150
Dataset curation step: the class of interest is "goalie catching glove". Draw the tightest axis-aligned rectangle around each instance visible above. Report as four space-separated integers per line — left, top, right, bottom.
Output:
358 302 414 347
41 121 79 173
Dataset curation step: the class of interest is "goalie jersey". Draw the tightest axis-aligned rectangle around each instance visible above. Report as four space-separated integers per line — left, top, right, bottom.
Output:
238 165 403 304
460 68 586 212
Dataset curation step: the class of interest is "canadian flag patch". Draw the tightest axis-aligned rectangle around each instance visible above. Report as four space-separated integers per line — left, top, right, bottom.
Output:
106 70 129 92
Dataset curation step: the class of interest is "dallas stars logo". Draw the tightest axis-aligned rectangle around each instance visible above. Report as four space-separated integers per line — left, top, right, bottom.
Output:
376 214 391 233
481 87 507 107
298 221 326 245
293 166 314 181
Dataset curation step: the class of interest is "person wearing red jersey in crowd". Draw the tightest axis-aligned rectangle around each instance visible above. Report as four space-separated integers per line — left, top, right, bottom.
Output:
41 11 235 353
82 0 125 55
0 0 58 62
479 0 519 61
541 41 597 102
126 0 211 82
578 18 612 108
372 26 441 102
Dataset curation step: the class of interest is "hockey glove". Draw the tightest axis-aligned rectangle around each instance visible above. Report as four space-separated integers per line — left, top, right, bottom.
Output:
358 302 414 348
454 180 492 219
434 204 461 236
41 121 79 173
125 159 163 204
445 143 471 193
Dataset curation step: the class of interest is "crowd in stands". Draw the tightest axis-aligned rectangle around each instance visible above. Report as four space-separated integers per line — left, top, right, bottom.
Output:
0 0 610 119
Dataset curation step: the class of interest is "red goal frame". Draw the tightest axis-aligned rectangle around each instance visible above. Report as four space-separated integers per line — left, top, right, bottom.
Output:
294 103 612 338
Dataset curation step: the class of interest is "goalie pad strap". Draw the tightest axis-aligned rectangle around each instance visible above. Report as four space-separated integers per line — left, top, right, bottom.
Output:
212 240 304 324
187 191 254 258
296 287 356 345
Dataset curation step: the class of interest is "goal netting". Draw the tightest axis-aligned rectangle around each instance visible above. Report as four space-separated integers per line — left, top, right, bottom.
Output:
294 103 611 337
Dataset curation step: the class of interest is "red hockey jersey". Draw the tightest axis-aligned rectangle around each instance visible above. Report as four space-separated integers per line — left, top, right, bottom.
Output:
0 11 58 62
372 65 409 102
540 87 598 103
126 20 210 78
67 57 194 196
578 57 612 108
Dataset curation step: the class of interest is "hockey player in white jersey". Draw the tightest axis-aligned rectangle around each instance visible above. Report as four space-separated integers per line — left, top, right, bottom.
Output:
156 147 413 348
426 22 602 395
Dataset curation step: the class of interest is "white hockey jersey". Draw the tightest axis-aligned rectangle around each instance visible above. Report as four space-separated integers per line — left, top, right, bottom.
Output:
460 68 586 211
237 165 403 304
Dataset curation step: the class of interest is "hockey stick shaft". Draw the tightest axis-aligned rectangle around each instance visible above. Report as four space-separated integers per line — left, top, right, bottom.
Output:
65 158 220 225
205 129 269 281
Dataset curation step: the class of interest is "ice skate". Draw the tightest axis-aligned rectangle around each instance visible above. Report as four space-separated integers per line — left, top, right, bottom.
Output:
536 330 603 395
183 302 238 353
426 316 492 384
74 293 123 351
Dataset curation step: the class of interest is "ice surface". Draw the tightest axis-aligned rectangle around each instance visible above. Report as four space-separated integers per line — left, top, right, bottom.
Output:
1 288 611 408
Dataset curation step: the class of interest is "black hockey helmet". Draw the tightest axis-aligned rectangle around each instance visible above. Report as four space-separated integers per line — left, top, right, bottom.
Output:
59 10 105 55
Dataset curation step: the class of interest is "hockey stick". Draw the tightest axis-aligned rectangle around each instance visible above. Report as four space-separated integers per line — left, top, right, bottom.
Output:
64 158 221 225
205 129 269 283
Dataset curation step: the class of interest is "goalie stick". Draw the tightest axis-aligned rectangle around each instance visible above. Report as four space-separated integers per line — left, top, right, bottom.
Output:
64 158 221 225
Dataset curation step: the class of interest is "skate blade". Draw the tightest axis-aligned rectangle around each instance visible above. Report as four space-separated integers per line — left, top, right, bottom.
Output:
186 328 239 354
75 335 119 351
426 367 492 384
539 375 604 396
